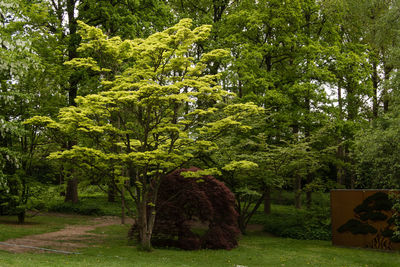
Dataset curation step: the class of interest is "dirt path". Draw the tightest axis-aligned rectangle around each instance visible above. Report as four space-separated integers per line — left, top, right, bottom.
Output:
0 216 133 254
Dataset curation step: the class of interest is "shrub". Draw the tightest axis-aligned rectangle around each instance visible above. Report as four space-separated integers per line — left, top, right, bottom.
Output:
47 195 133 216
48 200 104 216
262 205 331 241
271 190 330 207
130 167 240 250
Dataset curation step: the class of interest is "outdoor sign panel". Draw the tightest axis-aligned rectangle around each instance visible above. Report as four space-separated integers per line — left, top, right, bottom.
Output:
331 189 400 250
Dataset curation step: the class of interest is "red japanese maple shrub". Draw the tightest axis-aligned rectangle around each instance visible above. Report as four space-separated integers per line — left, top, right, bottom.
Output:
131 167 240 250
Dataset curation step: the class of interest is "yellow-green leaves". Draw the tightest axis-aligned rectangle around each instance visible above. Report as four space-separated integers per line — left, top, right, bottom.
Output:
181 168 222 178
64 57 111 72
26 19 264 213
222 160 259 172
23 116 59 129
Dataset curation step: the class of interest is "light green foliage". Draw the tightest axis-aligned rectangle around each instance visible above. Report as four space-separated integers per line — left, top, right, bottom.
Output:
207 116 275 233
222 160 258 172
27 19 262 249
350 0 400 187
217 0 351 198
263 140 320 185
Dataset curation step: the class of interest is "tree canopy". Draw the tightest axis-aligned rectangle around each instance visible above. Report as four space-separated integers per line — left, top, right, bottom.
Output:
27 19 261 249
2 0 400 246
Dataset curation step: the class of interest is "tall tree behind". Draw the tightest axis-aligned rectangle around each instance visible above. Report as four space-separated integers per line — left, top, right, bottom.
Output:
220 0 344 207
322 0 388 187
342 0 400 116
0 0 65 221
42 0 173 202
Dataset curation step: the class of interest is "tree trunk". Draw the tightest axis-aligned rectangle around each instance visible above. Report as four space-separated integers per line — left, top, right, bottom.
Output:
238 216 246 235
18 211 25 224
336 81 345 186
65 177 79 203
306 191 312 209
294 175 302 209
121 183 125 224
350 174 355 189
140 230 152 251
137 197 156 251
277 190 283 204
108 182 116 202
64 0 80 202
336 145 344 185
263 187 271 214
372 61 379 118
305 173 312 208
139 220 155 251
383 65 392 113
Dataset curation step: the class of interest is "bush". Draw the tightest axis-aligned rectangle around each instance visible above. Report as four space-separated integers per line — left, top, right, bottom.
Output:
271 190 330 207
261 205 331 241
30 185 132 216
48 200 104 216
130 167 240 250
47 195 133 216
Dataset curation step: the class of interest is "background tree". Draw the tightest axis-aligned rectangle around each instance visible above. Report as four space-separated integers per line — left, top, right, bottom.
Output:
218 0 345 205
353 101 400 189
0 0 65 222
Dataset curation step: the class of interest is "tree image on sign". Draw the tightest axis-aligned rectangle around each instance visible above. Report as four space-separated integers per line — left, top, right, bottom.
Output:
337 192 399 249
129 167 240 250
25 19 261 250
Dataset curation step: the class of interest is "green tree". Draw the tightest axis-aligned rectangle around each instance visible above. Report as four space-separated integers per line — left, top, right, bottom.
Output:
37 0 174 202
206 119 276 233
0 0 63 222
353 106 400 189
79 0 172 39
219 0 343 205
27 19 261 250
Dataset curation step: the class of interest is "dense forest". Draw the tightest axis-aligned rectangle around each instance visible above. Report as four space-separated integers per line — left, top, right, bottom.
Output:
1 0 400 250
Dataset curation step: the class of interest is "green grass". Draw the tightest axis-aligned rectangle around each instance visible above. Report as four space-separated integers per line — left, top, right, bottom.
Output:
0 214 91 241
1 190 395 266
1 218 400 267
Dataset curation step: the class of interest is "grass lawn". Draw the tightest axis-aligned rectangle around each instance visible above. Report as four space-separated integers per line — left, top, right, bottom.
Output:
0 215 399 267
0 214 92 241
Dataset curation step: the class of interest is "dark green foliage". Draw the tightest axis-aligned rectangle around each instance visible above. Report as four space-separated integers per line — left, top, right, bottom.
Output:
47 196 132 216
79 0 172 39
271 191 331 207
391 193 400 242
0 173 31 223
337 219 377 235
353 107 400 188
48 201 104 216
260 205 331 241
